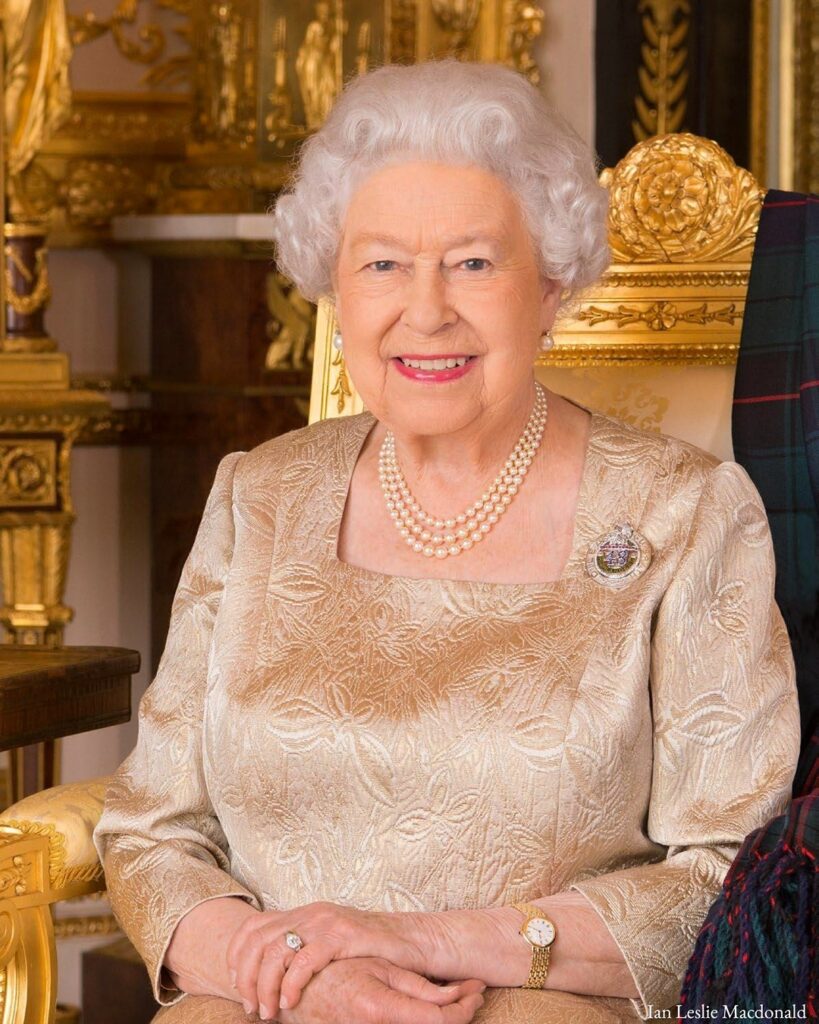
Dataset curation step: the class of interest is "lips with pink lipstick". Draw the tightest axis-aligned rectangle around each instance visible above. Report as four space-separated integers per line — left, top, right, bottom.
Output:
392 354 477 382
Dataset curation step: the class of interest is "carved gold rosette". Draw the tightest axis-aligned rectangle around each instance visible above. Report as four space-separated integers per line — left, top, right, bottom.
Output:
547 133 765 366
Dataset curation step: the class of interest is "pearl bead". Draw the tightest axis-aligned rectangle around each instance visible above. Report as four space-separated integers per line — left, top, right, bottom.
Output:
501 494 512 505
471 531 483 543
480 522 491 533
413 541 424 552
434 548 448 559
445 519 455 529
420 530 431 541
460 539 473 550
487 513 499 524
422 546 434 557
448 545 460 556
466 519 477 531
444 534 455 544
431 535 443 545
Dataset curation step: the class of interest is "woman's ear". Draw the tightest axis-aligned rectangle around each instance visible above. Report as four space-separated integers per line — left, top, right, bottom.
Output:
539 277 562 332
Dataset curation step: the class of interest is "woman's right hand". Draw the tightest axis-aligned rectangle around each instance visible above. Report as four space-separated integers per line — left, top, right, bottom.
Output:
275 955 486 1024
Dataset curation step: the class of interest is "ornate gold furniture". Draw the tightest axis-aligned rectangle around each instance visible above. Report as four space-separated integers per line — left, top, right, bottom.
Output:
0 131 765 1024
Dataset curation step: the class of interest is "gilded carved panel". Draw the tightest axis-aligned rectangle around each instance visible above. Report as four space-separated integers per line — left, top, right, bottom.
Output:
0 441 58 508
9 0 546 243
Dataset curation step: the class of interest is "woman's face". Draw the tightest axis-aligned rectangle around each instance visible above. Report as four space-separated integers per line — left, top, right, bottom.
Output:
333 160 561 439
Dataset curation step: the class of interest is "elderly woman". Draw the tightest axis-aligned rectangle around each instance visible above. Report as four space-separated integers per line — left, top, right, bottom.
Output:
93 60 801 1024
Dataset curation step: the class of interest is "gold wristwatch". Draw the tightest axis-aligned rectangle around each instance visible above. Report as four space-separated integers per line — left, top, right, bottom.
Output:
513 902 557 989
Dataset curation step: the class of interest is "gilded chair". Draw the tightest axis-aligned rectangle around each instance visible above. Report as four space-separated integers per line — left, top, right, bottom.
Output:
0 132 764 1024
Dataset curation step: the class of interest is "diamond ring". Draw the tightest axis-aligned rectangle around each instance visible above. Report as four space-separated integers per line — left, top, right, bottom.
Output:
285 931 304 951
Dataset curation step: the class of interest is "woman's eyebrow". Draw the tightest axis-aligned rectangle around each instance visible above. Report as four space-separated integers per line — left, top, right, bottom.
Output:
350 232 504 251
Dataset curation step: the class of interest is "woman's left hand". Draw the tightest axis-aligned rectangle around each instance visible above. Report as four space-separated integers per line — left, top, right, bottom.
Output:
225 900 431 1019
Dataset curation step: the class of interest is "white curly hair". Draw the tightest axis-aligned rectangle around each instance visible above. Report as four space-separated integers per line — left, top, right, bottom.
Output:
271 60 610 303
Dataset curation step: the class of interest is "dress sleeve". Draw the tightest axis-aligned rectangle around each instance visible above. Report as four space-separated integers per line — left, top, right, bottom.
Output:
92 451 261 1007
570 460 801 1019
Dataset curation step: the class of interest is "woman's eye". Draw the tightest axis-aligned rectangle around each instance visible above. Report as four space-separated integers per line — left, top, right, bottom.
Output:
369 260 397 272
462 258 490 271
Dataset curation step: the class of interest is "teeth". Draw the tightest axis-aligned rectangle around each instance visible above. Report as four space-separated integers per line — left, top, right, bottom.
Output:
400 356 470 369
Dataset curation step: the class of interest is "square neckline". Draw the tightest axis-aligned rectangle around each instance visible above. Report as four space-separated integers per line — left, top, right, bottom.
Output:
329 398 604 592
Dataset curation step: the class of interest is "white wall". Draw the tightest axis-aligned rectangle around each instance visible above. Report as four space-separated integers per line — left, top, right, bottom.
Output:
533 0 596 144
44 249 153 1009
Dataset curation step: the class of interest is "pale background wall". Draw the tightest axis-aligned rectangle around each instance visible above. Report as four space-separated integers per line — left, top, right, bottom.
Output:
21 0 760 1006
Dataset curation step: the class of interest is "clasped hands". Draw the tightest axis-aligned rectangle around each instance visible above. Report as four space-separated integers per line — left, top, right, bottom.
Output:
225 900 492 1023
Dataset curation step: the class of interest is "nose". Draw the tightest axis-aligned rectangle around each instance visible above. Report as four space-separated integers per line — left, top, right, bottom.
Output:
400 264 457 337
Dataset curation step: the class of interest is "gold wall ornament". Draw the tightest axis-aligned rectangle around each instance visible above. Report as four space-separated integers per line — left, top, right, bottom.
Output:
15 1 546 242
3 225 56 351
604 133 764 264
0 442 57 506
296 2 343 130
504 1 545 84
68 0 166 65
265 17 295 138
390 0 418 62
431 0 483 56
3 0 73 177
356 21 372 75
3 244 50 318
206 2 242 138
265 273 316 371
63 159 152 227
793 0 819 194
632 0 690 142
749 0 770 186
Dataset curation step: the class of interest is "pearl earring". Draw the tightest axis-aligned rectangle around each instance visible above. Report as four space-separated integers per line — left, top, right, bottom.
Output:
539 330 555 352
332 329 343 352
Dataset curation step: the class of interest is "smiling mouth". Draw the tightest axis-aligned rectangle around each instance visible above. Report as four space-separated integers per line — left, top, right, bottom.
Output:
395 355 474 370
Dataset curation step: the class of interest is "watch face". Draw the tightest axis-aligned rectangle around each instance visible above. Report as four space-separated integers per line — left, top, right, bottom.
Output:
524 917 556 947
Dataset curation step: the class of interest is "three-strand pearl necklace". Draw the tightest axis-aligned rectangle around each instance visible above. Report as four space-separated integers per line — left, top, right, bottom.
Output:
379 384 548 559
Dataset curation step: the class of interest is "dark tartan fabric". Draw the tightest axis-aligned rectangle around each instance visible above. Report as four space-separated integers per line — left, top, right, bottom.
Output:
680 191 819 1018
731 189 819 774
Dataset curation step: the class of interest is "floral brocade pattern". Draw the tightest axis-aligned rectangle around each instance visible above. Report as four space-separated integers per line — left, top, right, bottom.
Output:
92 408 801 1024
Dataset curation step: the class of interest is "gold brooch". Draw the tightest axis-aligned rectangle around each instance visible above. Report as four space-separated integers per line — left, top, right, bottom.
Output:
586 523 652 587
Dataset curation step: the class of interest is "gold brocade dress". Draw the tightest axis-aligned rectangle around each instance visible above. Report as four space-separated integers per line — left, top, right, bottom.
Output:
93 408 801 1024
